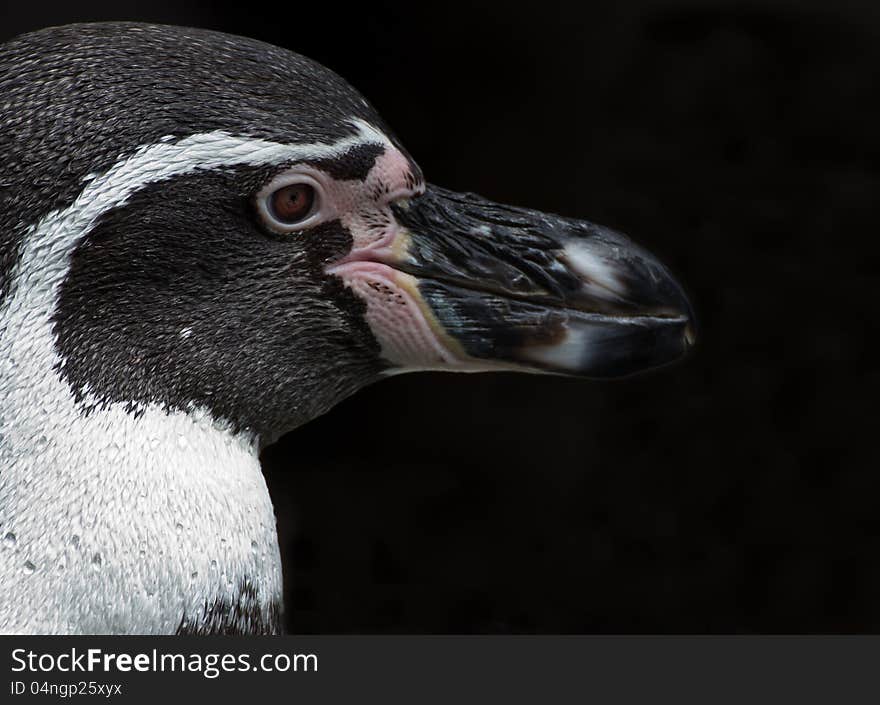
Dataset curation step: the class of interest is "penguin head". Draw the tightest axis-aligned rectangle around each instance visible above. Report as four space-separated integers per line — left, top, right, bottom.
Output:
0 23 695 443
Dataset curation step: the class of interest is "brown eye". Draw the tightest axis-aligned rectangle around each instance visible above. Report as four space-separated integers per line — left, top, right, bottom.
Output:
256 173 327 234
269 183 316 224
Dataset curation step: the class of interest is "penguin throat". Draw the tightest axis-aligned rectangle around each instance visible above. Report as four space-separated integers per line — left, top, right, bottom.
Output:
0 394 283 634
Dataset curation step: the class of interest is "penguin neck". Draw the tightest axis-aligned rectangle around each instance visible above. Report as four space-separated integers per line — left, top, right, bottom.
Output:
0 365 284 634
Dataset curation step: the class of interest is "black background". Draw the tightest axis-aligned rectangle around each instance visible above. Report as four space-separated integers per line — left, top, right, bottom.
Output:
3 0 876 633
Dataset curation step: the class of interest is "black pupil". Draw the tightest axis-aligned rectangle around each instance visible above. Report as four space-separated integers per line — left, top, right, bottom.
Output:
272 184 314 223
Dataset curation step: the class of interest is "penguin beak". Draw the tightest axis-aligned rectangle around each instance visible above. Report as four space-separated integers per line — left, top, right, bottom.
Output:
332 185 695 378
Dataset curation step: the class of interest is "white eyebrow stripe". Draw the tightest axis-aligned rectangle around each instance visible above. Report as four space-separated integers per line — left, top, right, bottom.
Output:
2 118 392 323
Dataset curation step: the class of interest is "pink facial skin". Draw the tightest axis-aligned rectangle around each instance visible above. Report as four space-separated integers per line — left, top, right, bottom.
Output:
321 145 464 369
333 147 424 259
330 261 460 368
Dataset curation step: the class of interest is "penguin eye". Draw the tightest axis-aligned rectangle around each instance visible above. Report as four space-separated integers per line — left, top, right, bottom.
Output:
256 174 324 233
270 184 315 223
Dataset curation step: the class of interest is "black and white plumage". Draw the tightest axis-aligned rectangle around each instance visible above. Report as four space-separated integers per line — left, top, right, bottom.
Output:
0 23 694 634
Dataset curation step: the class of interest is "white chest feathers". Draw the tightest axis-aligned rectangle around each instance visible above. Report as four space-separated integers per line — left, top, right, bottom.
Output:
0 399 282 634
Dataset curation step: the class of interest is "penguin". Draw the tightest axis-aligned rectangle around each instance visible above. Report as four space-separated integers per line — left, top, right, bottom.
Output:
0 22 695 634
